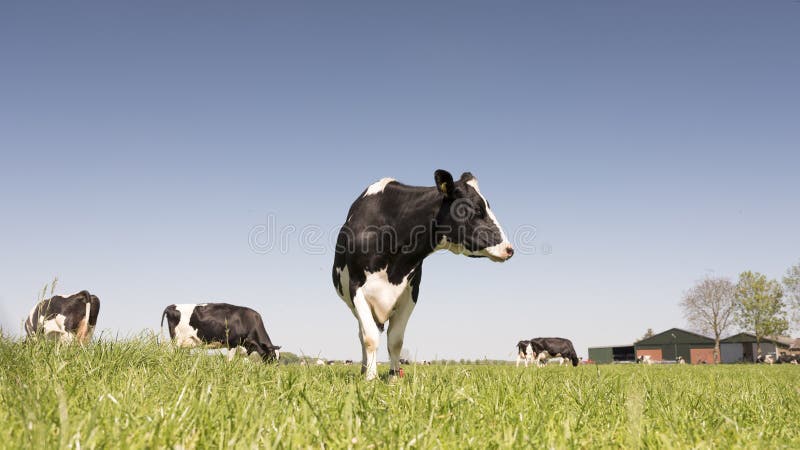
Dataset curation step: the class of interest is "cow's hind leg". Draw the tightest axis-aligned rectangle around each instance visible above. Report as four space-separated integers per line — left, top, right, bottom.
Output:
349 308 367 373
357 330 367 374
75 301 92 344
352 288 381 381
387 289 415 378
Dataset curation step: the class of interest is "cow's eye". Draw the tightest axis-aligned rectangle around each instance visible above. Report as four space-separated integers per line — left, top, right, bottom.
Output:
451 199 478 221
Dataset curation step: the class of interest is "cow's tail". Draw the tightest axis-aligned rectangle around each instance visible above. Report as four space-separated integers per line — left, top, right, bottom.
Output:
160 307 169 345
25 302 40 338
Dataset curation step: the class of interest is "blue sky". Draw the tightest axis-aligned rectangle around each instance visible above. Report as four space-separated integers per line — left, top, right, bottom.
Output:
1 1 798 360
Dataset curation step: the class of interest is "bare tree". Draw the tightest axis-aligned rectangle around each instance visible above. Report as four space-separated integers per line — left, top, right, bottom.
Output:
783 261 800 331
681 276 736 363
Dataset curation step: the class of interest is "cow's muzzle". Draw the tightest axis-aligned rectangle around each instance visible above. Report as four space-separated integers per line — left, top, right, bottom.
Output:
485 243 514 262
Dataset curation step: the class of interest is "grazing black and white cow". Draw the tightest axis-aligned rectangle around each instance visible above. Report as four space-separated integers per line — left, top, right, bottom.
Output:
528 337 580 367
161 303 281 362
333 170 513 380
25 290 100 343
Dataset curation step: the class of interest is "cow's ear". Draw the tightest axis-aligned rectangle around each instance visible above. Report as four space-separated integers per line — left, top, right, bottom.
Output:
271 345 281 350
459 172 475 182
434 169 455 199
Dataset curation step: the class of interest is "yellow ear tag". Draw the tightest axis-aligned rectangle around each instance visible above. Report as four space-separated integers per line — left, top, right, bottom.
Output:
439 182 448 195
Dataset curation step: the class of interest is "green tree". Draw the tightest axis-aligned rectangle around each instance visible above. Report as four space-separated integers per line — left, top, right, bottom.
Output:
783 261 800 331
735 271 788 356
278 351 301 364
640 328 655 341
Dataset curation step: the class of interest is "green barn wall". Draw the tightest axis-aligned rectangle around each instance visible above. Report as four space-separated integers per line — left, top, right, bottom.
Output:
588 347 613 364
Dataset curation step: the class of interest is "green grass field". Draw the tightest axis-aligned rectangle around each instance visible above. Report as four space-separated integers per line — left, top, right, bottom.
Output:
1 337 798 449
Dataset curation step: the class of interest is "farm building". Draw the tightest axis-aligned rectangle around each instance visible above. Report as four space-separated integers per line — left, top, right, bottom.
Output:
634 328 716 364
588 328 800 364
587 345 635 364
719 333 792 363
588 328 715 364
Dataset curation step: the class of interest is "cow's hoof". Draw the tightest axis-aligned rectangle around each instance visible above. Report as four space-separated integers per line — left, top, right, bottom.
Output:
388 368 405 383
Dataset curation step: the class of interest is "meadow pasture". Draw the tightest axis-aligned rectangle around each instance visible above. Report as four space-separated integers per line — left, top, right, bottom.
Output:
1 336 798 449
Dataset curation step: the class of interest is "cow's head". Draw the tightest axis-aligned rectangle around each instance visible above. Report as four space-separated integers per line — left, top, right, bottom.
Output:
434 169 514 262
262 344 281 362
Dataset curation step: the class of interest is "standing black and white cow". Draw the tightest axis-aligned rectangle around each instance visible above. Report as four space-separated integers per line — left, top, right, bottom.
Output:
161 303 281 362
528 337 580 367
333 170 514 380
25 290 100 344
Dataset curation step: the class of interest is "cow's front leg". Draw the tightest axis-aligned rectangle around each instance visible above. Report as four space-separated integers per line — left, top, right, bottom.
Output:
242 339 266 360
352 288 381 380
387 289 415 378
